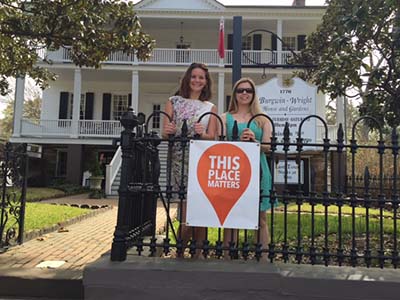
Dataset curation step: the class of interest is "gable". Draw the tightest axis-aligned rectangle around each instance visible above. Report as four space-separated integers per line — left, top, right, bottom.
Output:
134 0 225 11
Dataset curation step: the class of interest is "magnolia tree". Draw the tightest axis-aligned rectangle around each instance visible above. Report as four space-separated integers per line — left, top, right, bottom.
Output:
0 78 42 139
295 0 400 128
1 96 41 139
0 0 155 95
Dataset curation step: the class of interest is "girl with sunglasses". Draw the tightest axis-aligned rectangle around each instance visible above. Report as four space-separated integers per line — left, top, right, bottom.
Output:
220 77 272 261
162 62 217 258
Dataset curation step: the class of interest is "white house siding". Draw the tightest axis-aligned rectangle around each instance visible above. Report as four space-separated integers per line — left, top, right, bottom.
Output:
135 0 225 10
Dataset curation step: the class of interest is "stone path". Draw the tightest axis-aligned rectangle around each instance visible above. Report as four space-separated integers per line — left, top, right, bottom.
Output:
0 208 117 270
0 194 176 272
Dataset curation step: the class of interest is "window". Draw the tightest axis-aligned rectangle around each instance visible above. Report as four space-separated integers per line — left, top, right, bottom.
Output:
112 95 129 120
79 94 86 119
282 36 296 51
242 35 252 50
68 94 86 119
227 34 255 50
152 104 161 129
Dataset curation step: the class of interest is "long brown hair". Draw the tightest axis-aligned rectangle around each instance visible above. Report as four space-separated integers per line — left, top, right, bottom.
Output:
228 77 264 127
177 62 212 101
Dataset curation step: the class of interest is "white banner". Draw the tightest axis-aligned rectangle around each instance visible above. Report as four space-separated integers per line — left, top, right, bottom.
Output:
274 160 304 184
187 140 260 229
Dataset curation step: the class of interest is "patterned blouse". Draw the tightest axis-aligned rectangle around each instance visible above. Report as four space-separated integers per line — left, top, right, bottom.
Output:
168 96 213 194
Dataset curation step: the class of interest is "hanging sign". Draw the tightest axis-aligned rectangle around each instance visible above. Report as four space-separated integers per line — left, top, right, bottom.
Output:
187 140 260 229
274 159 304 184
257 77 317 152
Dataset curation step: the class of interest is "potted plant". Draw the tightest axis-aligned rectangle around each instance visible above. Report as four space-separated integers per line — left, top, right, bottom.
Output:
87 152 104 190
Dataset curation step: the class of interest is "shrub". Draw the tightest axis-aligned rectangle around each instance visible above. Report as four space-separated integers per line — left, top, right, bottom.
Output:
87 151 104 177
54 183 89 195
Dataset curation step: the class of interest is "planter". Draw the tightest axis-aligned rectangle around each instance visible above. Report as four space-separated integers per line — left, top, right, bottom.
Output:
89 176 104 190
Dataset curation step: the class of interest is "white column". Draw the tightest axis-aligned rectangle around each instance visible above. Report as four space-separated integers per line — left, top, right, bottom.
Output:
131 70 139 114
217 71 225 115
71 68 82 137
276 19 283 65
12 76 25 137
336 96 345 125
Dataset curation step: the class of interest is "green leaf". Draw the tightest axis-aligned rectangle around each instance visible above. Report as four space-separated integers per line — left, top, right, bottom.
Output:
294 0 399 129
0 0 155 96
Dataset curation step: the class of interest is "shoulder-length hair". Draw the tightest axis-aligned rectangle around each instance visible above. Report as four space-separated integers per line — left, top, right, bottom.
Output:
228 77 264 127
177 62 212 101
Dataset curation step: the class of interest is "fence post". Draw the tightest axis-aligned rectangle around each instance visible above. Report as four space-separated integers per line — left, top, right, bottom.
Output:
111 108 137 261
17 143 28 244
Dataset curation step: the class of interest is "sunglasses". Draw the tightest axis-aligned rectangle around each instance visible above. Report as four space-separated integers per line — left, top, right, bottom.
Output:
236 88 254 94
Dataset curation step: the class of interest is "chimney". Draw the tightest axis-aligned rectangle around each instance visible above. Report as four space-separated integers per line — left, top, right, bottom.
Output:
292 0 305 6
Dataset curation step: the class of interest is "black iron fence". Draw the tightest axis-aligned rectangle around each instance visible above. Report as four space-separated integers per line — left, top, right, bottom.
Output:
111 110 400 268
345 169 400 199
0 143 28 252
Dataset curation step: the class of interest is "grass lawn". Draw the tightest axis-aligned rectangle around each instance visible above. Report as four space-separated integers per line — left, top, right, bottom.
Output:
5 203 91 232
3 187 89 233
169 203 398 245
284 203 393 218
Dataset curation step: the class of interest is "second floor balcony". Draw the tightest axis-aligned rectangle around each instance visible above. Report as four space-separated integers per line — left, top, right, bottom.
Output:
37 48 300 67
21 119 122 139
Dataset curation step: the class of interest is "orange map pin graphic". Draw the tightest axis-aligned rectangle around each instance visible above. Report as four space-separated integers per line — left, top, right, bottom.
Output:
197 143 251 226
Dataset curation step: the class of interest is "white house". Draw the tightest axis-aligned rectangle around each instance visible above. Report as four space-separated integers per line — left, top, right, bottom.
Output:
10 0 331 195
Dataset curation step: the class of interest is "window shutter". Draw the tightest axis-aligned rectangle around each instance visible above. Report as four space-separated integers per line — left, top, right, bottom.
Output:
85 92 94 120
253 34 262 50
102 93 111 120
271 35 277 51
128 93 132 108
297 35 306 50
58 92 69 119
227 34 233 50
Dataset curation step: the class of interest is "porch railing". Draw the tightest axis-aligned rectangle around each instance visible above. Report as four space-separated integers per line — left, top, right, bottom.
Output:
79 120 122 137
39 47 300 67
21 119 72 137
20 119 121 138
105 146 122 196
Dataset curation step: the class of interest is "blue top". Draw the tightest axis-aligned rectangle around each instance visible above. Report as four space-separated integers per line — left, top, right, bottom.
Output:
226 113 273 211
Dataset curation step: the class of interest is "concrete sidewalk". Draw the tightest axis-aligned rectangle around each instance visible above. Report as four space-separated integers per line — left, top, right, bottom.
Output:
0 193 176 299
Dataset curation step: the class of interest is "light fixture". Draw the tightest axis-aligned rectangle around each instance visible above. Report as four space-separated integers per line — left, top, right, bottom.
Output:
176 21 190 49
179 21 185 44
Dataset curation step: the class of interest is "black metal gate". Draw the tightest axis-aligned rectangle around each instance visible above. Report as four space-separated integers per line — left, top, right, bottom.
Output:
111 111 160 261
110 109 400 269
0 143 28 252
